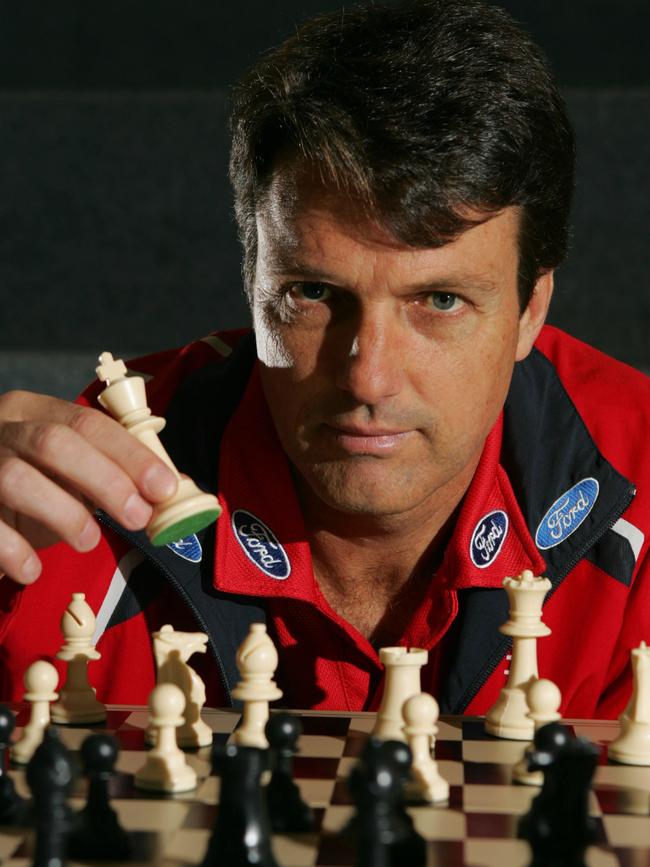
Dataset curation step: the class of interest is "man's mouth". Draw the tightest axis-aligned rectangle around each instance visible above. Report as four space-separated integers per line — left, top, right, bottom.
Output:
323 423 413 454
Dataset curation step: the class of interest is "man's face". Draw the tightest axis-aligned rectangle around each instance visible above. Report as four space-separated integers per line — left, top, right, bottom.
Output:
252 170 548 520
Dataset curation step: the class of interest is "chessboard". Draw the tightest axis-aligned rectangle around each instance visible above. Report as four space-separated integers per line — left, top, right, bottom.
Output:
2 706 649 867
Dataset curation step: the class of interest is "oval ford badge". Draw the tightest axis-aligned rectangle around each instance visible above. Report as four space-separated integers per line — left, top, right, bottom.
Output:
232 510 291 580
470 510 509 568
535 477 599 550
167 533 202 563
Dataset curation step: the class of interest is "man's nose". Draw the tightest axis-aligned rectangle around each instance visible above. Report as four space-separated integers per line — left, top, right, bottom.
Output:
335 308 404 405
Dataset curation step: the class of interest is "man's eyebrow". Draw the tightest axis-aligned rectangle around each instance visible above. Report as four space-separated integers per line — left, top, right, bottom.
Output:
270 258 497 295
403 276 498 295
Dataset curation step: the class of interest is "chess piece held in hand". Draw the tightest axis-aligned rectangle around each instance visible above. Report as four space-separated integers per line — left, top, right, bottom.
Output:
51 592 106 725
96 352 221 546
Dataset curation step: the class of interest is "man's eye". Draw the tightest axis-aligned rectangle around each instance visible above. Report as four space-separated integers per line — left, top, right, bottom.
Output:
426 291 463 312
290 282 332 303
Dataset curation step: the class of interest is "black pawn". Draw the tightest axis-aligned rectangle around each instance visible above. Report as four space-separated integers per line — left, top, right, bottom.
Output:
0 704 26 824
68 733 131 861
347 738 426 867
26 727 74 867
201 742 278 867
518 723 599 867
265 712 314 832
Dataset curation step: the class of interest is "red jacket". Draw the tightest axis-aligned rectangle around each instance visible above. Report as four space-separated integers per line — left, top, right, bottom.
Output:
0 325 648 719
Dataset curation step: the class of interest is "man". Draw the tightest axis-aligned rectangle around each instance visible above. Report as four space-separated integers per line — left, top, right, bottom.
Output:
0 0 648 717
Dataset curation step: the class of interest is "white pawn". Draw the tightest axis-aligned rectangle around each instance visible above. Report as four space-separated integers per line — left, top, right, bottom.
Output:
51 593 106 724
609 642 650 765
231 623 282 749
372 647 428 742
512 678 562 785
134 684 197 793
12 661 59 764
402 693 449 803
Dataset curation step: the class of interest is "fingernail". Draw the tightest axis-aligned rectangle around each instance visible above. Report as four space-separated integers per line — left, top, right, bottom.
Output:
21 555 42 583
78 519 101 551
142 464 176 500
123 493 152 529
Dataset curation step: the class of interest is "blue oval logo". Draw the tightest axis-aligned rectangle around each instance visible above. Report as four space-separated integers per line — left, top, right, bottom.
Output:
167 533 202 563
470 510 509 568
535 477 600 550
232 510 291 580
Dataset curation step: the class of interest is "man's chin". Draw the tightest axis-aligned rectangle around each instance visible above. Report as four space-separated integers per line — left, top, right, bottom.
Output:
295 462 440 518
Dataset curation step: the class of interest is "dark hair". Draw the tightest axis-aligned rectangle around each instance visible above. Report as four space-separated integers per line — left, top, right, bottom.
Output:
229 0 575 310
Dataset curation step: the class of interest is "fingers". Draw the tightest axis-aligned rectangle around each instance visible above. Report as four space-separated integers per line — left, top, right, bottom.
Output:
0 391 180 572
0 457 102 552
65 404 177 503
0 517 42 584
1 422 156 533
0 389 177 502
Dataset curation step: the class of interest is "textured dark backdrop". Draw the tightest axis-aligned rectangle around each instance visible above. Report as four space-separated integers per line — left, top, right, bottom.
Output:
0 0 648 396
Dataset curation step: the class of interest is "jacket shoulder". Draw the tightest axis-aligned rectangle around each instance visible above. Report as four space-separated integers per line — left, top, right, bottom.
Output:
534 325 650 450
76 329 253 416
534 324 650 533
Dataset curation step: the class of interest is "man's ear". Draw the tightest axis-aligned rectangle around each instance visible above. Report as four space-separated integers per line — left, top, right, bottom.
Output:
515 270 554 362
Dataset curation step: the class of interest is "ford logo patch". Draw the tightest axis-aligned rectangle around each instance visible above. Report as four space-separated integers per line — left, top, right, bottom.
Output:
232 510 291 580
167 533 202 563
470 510 509 568
535 477 599 550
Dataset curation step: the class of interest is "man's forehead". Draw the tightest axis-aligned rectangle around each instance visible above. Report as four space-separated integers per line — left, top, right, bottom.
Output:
257 164 417 259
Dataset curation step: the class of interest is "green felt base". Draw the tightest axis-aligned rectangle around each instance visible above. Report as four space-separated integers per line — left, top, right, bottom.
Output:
150 508 221 546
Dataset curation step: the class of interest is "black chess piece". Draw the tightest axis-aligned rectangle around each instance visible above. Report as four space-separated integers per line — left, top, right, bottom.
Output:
381 740 427 867
518 722 599 867
265 712 314 832
25 727 74 867
68 733 132 861
0 704 27 824
347 738 426 867
200 742 278 867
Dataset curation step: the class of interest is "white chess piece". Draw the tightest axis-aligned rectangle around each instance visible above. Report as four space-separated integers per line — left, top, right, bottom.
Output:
402 693 449 803
512 678 562 785
51 592 107 724
609 642 650 765
134 683 197 792
145 624 212 748
96 352 221 546
12 660 59 764
485 570 552 740
231 623 282 749
372 647 428 742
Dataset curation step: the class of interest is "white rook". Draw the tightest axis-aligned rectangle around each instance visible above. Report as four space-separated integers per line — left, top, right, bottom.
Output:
372 646 428 742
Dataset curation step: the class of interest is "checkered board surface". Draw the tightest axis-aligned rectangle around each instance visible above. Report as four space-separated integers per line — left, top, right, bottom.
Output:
2 707 649 866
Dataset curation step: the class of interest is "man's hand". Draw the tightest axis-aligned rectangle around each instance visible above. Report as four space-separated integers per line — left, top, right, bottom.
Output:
0 390 178 585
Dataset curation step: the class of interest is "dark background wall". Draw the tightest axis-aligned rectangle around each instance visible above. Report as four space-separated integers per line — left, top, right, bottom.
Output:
0 0 648 397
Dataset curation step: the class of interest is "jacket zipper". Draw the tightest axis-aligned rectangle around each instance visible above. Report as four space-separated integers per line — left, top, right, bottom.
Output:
96 512 233 706
455 483 637 713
